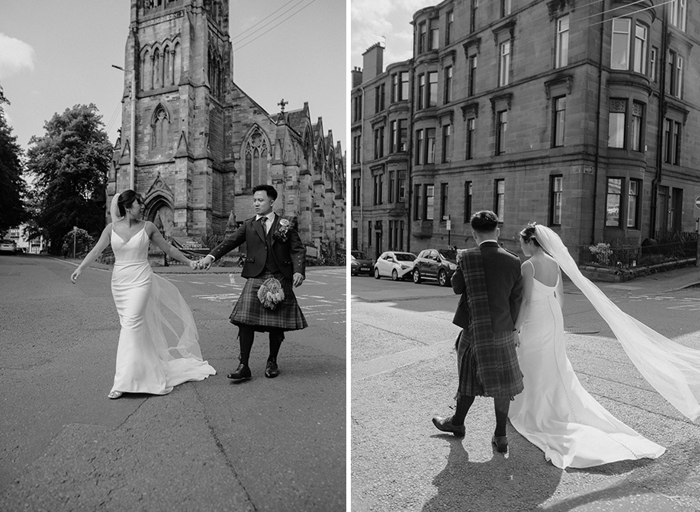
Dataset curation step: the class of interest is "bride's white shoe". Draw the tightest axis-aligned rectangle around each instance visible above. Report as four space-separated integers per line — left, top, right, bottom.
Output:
107 390 123 399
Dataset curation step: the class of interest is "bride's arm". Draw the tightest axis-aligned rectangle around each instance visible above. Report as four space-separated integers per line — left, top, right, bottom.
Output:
145 222 194 266
71 224 112 283
514 260 534 331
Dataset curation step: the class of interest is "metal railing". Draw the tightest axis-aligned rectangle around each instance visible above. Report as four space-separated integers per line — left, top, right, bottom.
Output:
578 232 698 268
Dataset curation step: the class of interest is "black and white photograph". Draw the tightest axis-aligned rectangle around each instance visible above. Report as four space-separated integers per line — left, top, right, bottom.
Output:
0 1 346 510
351 0 700 510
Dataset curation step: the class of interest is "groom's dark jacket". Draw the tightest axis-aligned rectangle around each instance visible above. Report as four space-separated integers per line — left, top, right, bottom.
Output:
208 214 305 280
452 241 523 332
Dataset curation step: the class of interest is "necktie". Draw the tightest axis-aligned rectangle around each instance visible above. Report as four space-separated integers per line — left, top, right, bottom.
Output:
260 216 268 234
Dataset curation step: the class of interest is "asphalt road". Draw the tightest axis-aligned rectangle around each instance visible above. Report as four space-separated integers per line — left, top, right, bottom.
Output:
0 254 346 511
351 269 700 511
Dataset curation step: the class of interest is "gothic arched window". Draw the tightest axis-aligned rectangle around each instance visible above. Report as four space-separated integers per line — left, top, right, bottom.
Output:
141 49 151 91
163 44 172 86
152 105 169 149
173 42 181 85
153 48 161 89
244 128 268 190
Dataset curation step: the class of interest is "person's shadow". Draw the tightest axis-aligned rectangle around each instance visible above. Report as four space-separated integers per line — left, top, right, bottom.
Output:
422 434 697 511
422 434 563 512
543 439 700 511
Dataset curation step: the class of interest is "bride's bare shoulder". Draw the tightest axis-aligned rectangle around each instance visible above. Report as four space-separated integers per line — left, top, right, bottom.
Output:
543 253 560 268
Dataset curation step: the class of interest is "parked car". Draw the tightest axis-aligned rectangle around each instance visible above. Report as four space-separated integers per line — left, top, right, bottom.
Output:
373 251 417 281
412 248 458 286
350 250 374 276
0 239 17 255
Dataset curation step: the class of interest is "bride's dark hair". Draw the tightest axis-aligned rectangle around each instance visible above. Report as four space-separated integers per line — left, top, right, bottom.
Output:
117 190 143 217
520 223 541 247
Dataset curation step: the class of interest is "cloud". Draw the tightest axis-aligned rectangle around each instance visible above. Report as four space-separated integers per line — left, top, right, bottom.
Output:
351 0 436 66
0 33 35 79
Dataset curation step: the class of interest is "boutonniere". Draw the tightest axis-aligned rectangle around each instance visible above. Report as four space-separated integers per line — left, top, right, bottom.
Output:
272 217 292 242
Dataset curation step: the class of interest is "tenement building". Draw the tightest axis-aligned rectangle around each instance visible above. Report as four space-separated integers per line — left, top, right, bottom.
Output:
110 0 345 256
351 0 699 261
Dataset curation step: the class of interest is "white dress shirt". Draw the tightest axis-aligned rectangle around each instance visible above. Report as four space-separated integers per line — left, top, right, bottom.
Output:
256 211 275 234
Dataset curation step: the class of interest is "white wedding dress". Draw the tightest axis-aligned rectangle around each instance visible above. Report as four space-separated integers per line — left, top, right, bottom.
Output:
508 263 665 469
110 226 216 395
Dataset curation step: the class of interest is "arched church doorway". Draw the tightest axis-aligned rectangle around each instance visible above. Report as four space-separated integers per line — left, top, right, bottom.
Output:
148 200 174 238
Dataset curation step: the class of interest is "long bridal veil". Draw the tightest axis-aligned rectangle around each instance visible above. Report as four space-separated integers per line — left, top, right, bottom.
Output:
534 224 700 421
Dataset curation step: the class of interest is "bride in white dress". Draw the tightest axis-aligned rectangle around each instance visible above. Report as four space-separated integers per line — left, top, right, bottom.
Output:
509 224 666 469
71 190 216 399
510 223 700 468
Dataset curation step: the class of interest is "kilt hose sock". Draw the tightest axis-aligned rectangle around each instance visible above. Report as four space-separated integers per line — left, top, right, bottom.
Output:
238 325 285 365
453 395 509 437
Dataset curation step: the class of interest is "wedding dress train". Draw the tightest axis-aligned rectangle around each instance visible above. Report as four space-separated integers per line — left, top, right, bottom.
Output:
110 227 215 394
509 268 665 469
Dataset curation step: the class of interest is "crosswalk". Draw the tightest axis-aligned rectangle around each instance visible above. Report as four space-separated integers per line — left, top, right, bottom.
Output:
163 273 346 323
629 294 700 311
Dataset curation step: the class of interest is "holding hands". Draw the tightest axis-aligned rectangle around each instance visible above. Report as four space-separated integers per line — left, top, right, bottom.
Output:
293 272 304 287
191 255 214 271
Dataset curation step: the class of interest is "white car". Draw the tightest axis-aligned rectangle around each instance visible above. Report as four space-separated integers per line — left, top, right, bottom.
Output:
373 251 417 281
0 239 17 255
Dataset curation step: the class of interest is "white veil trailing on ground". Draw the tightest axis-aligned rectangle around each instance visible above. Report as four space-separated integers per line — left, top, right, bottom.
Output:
534 224 700 422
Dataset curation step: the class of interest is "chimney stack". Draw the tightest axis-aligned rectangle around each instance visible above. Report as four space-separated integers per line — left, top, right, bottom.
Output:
351 67 363 88
362 42 385 83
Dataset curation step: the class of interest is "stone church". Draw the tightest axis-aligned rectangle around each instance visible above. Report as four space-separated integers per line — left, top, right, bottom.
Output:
108 0 345 258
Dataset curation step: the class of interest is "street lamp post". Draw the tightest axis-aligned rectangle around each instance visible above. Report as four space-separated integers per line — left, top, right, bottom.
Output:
112 65 136 190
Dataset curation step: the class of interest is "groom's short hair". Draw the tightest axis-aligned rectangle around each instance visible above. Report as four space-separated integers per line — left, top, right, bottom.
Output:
252 184 278 201
471 210 499 233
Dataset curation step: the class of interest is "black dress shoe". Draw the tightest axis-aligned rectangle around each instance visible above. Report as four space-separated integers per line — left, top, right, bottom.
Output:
227 363 251 380
265 359 279 378
432 416 466 437
492 435 508 453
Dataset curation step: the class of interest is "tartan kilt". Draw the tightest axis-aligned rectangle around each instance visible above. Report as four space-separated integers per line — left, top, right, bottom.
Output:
230 271 308 332
456 329 523 399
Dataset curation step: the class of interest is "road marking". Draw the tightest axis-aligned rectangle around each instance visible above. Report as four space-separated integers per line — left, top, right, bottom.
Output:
668 304 700 311
606 284 642 290
353 338 453 381
193 293 239 302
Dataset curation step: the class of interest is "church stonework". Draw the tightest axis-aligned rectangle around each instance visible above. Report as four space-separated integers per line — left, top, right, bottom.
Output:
109 0 345 258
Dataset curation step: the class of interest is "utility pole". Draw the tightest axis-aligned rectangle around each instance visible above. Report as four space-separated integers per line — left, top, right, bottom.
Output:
112 65 136 190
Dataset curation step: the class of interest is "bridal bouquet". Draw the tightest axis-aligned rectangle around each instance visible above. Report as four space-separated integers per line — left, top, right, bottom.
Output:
257 277 285 310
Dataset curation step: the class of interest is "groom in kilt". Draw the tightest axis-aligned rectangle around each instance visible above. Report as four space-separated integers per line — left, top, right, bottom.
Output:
197 184 307 380
432 210 524 453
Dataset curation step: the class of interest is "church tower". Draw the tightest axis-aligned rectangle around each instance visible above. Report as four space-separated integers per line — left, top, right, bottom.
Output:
109 0 235 238
108 0 345 260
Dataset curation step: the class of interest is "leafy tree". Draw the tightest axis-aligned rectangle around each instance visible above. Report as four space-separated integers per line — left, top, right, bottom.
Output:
61 227 94 258
0 88 28 233
26 104 112 254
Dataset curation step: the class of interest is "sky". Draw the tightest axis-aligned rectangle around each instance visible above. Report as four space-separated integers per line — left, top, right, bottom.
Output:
351 0 437 70
0 0 346 154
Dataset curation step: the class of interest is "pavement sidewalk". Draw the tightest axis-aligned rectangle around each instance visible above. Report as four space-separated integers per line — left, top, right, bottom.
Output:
352 263 700 511
563 263 700 295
